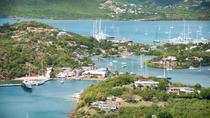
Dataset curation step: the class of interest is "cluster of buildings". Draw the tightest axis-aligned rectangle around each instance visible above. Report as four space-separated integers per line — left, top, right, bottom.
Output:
57 67 78 78
56 67 108 80
134 80 197 95
152 56 177 69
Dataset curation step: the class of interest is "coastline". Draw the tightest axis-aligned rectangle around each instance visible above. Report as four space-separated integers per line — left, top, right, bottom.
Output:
1 16 210 22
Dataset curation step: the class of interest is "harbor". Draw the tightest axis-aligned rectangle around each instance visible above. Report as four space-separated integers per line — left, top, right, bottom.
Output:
0 18 210 118
0 80 96 118
92 55 210 87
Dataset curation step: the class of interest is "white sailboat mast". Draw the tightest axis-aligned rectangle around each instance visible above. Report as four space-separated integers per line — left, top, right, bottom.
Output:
184 21 186 40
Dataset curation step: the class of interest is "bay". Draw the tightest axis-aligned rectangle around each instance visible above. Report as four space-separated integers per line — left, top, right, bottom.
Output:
0 80 96 118
0 18 210 44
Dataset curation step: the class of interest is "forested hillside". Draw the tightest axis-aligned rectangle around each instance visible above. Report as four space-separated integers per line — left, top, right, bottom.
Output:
0 0 210 20
0 21 101 80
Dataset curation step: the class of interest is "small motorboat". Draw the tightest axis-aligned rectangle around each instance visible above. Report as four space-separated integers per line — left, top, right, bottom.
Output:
121 62 127 65
60 78 64 84
112 60 118 63
189 66 196 70
60 80 64 84
167 68 173 71
121 65 127 68
153 40 160 43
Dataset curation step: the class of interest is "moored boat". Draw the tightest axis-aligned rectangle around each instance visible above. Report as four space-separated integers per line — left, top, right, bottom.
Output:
167 68 173 71
22 80 32 89
189 66 196 70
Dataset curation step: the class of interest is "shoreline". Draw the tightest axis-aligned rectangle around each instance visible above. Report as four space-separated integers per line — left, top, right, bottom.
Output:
1 16 210 22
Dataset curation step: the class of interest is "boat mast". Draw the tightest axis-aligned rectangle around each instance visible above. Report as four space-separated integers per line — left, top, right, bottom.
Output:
184 21 186 40
187 24 190 39
140 55 143 76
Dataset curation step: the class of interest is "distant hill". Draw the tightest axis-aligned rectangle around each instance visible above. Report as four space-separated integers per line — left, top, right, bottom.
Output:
0 0 210 20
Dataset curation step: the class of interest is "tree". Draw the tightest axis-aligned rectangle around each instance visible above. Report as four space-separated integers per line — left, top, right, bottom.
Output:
200 88 210 99
50 68 56 78
194 83 202 90
157 111 173 118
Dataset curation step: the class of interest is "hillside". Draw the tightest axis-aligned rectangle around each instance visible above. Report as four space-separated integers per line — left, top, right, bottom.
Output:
0 21 103 80
0 0 210 20
73 75 210 118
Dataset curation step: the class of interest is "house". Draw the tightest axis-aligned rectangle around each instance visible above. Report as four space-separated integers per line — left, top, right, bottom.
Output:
91 101 106 107
134 80 159 88
106 96 116 101
57 67 75 78
167 87 195 94
91 101 119 110
99 104 119 110
163 56 177 61
82 69 107 79
57 31 67 36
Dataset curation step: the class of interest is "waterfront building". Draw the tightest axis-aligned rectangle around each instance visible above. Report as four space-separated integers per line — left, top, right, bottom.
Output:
82 69 107 79
57 67 75 78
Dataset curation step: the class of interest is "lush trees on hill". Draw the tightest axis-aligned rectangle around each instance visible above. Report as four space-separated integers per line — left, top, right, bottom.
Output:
0 21 104 80
75 75 210 118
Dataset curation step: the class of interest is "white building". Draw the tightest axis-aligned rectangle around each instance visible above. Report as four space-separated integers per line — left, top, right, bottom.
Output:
57 67 75 78
57 31 67 36
134 80 159 88
82 69 107 79
167 87 195 94
91 101 119 110
163 56 177 61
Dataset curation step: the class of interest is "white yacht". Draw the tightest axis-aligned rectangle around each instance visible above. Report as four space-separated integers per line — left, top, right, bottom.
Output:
22 80 32 89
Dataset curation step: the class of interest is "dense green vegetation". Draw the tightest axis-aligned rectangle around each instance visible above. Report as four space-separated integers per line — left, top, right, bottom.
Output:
0 0 210 20
145 43 210 69
0 21 116 80
74 75 210 118
0 0 107 19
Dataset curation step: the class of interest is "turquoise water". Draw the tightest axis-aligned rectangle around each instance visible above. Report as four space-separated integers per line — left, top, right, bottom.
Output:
0 80 96 118
0 18 210 44
92 55 210 87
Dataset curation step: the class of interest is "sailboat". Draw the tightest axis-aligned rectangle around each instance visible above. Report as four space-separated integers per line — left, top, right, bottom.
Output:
92 20 112 41
139 55 144 76
167 21 192 44
22 65 32 89
156 59 171 79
